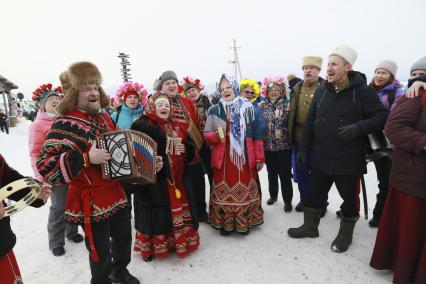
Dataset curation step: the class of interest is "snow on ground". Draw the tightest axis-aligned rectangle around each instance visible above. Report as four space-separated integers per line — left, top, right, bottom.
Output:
0 120 393 284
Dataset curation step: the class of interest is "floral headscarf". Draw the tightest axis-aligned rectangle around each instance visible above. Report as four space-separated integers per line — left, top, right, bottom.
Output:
260 76 290 100
217 74 255 170
217 73 240 97
144 92 173 122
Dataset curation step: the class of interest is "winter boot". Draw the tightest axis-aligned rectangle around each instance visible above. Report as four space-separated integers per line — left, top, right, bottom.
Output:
368 216 380 228
267 197 277 205
331 216 358 253
110 269 140 284
287 207 321 238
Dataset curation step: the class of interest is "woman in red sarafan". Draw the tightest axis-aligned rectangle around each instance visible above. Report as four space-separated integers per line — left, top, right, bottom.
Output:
133 93 199 260
204 74 265 236
370 75 426 284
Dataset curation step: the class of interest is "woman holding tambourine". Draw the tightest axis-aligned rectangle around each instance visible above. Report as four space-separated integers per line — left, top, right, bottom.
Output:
0 153 52 284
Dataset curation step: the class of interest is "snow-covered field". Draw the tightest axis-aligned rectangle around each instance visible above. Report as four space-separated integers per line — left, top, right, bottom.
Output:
0 119 393 283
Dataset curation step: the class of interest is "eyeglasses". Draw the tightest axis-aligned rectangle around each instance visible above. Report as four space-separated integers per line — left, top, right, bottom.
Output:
244 90 255 95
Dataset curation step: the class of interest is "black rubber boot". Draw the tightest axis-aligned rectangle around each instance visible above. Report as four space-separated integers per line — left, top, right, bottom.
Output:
331 216 358 253
111 269 140 284
287 207 321 238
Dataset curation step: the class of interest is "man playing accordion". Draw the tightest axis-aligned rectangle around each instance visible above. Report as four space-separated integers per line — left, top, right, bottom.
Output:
37 62 144 284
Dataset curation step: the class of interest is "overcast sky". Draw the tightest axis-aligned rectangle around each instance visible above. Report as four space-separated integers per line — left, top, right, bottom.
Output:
1 0 425 97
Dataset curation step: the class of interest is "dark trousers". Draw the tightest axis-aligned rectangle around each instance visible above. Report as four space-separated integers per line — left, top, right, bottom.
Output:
304 169 359 217
265 149 293 204
0 120 8 134
188 161 207 217
292 143 310 201
372 157 392 218
82 208 132 284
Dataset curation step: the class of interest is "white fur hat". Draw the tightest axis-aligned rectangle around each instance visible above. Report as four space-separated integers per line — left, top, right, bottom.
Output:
330 45 358 66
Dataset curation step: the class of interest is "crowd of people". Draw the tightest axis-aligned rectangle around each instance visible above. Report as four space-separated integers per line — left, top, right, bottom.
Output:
0 46 425 284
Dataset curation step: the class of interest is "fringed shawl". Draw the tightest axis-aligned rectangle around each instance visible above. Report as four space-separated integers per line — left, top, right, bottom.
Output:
221 97 255 170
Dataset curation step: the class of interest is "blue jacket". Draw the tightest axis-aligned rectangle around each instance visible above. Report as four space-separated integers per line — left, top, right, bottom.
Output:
110 104 143 129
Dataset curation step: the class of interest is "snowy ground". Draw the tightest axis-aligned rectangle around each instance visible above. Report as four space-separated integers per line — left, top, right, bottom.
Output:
0 119 393 284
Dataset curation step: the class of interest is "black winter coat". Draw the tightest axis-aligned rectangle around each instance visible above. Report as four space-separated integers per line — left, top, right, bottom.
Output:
130 115 173 235
130 115 199 234
0 154 44 258
299 71 388 175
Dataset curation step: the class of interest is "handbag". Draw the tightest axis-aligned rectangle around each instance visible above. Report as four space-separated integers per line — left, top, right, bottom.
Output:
354 90 392 161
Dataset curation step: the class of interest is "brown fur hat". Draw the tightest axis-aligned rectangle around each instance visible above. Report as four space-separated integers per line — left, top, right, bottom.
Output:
56 61 110 115
59 71 71 94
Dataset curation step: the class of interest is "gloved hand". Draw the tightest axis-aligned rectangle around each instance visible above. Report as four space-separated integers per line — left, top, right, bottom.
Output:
296 151 306 169
338 124 361 141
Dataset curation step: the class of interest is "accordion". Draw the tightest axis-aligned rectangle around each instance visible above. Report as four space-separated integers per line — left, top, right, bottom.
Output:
97 130 157 184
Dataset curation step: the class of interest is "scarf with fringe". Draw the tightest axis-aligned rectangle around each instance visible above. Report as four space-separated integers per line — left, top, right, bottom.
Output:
220 97 255 170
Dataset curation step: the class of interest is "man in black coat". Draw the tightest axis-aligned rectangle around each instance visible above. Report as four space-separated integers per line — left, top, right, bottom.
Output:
287 45 388 253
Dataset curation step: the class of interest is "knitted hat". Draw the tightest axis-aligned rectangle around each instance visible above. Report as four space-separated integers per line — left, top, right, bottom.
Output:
302 56 323 70
56 61 110 115
410 56 426 74
330 45 357 65
32 83 62 111
375 60 398 77
154 70 178 91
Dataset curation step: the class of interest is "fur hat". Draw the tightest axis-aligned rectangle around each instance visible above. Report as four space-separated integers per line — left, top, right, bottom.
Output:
410 56 426 74
302 56 323 70
154 70 178 91
330 45 357 66
59 71 71 94
56 61 110 115
375 60 398 77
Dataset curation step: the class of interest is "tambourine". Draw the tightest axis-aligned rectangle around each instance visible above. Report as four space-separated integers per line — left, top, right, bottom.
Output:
0 177 41 217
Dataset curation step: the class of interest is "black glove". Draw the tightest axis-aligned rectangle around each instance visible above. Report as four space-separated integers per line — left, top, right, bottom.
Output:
338 124 361 141
296 151 306 169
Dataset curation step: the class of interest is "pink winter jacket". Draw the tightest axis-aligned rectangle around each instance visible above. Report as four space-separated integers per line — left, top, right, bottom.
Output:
28 110 56 182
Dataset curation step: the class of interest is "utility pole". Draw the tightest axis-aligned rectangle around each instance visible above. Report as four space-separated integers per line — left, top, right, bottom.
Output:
228 38 242 81
117 52 132 83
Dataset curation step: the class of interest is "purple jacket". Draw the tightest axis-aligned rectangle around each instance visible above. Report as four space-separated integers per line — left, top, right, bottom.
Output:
376 80 405 111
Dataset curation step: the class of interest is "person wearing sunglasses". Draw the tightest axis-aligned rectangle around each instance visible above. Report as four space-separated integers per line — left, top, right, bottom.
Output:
240 80 266 210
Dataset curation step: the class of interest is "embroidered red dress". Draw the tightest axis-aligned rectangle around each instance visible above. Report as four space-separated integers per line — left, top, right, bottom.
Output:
204 100 265 233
